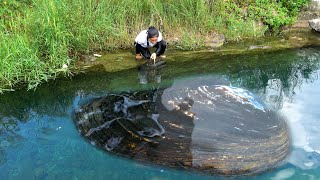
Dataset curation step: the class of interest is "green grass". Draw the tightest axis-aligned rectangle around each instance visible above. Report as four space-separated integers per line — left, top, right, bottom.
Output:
0 0 310 92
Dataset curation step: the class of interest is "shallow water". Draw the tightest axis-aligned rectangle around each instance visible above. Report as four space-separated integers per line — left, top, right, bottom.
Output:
1 47 320 179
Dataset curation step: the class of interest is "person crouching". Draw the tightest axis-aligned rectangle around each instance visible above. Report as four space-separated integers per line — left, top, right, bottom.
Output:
134 26 167 62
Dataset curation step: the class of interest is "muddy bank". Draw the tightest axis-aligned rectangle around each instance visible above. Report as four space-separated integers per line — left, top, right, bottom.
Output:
77 29 320 74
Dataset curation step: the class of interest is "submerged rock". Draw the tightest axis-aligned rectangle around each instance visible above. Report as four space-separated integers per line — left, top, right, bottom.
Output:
74 76 289 176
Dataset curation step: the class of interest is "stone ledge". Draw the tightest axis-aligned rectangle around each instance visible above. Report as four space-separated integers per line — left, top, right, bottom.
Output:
309 18 320 32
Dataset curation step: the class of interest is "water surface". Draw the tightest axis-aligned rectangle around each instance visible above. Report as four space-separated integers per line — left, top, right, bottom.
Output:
1 47 320 179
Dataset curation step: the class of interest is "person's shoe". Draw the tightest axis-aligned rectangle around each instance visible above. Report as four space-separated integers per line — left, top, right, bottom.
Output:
135 54 143 60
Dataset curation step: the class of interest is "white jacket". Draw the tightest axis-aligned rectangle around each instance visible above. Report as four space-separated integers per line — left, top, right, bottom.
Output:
135 30 163 48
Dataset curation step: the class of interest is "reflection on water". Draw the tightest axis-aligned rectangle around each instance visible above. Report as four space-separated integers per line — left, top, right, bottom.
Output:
1 47 320 179
75 75 289 176
281 74 320 170
163 76 289 175
137 60 165 85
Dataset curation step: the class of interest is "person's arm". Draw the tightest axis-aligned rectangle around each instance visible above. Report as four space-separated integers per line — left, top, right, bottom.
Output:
155 44 165 56
155 32 164 56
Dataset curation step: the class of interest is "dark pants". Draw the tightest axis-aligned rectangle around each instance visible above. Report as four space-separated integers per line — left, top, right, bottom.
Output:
135 40 167 59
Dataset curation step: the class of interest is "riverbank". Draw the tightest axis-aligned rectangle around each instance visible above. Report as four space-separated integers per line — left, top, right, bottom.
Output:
0 0 311 92
78 28 320 73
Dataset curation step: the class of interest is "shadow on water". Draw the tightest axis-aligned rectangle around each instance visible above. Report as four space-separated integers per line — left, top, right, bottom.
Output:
1 46 320 178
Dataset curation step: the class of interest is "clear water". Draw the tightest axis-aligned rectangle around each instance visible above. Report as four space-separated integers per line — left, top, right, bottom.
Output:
1 47 320 179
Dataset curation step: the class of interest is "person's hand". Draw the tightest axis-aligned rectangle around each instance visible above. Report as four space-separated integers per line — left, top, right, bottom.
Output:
151 53 157 64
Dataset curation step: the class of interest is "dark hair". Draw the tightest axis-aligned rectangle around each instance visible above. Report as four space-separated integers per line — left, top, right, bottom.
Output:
147 26 159 38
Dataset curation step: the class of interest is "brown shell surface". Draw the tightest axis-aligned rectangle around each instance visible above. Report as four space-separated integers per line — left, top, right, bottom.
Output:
74 76 289 176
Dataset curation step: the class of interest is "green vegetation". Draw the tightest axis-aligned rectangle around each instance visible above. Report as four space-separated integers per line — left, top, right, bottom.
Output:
0 0 310 92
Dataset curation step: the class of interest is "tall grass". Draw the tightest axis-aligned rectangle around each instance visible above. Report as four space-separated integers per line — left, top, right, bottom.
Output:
0 0 309 92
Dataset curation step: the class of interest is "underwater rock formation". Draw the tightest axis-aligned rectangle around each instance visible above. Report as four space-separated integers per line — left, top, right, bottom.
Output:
74 76 289 176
